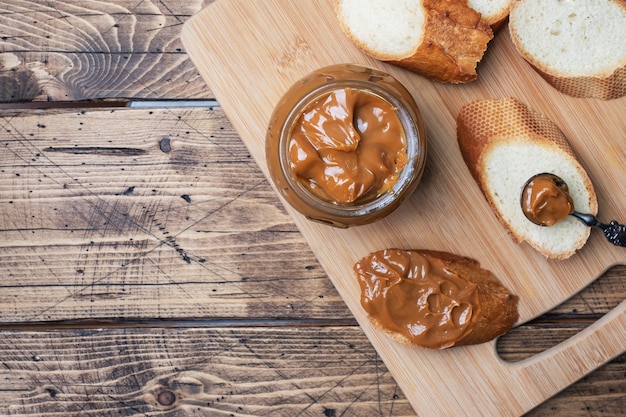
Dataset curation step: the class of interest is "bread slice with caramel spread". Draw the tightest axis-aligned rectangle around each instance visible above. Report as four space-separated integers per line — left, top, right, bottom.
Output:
354 249 519 349
334 0 493 83
457 98 598 259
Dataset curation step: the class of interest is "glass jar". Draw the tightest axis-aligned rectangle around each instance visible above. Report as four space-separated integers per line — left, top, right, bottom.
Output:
266 64 427 228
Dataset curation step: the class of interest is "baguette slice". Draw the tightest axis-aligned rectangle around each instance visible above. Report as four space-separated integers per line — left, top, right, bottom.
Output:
354 249 519 349
334 0 493 83
468 0 513 30
457 98 598 259
509 0 626 100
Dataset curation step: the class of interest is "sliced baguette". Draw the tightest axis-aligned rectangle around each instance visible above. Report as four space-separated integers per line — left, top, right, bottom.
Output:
457 97 598 260
509 0 626 100
354 249 519 349
334 0 493 83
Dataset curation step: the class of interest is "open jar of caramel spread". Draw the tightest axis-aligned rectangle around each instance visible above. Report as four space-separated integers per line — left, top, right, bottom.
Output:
266 64 427 227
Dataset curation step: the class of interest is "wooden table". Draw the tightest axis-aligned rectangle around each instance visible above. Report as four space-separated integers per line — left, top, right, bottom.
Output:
0 1 623 416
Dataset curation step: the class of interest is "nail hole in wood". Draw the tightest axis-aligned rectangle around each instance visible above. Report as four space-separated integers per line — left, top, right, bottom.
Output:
157 389 176 406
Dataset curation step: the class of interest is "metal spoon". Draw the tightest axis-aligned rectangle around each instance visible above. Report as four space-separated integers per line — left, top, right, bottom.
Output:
521 173 626 247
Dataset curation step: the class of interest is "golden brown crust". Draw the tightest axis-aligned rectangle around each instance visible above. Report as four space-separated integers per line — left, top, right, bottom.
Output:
456 97 590 195
335 0 493 83
391 0 493 83
488 16 509 33
457 97 578 180
527 63 626 100
360 249 519 349
457 97 579 185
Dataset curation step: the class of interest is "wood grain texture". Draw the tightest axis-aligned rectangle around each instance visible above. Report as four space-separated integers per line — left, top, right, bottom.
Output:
0 326 623 417
181 1 626 415
0 327 416 417
0 0 211 102
498 266 626 361
0 106 348 323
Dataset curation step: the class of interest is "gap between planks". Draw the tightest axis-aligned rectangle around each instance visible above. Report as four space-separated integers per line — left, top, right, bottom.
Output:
0 317 360 331
0 100 219 110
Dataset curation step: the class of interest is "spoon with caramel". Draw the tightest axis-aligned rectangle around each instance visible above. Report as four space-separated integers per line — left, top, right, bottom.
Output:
521 173 626 247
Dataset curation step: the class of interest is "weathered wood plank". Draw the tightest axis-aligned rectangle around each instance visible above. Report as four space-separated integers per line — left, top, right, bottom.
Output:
0 0 212 102
0 327 418 417
0 106 350 322
0 326 622 417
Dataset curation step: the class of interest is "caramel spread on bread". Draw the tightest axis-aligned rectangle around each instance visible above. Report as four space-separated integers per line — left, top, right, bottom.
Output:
456 98 597 259
354 249 519 349
289 88 407 204
522 174 574 226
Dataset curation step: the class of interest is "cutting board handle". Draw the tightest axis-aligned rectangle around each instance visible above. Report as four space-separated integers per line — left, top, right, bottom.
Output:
509 299 625 394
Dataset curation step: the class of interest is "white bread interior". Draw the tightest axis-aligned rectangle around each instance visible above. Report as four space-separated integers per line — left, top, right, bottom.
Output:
334 0 493 83
335 0 425 59
482 139 594 258
457 98 598 260
468 0 513 28
509 0 626 99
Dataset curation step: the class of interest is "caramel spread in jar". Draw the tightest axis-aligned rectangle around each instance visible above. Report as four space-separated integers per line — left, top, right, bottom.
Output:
522 173 574 226
289 88 407 204
266 64 427 227
354 249 479 349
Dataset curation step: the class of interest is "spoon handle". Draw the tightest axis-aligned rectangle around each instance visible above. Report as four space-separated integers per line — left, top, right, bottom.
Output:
571 211 626 247
570 211 604 227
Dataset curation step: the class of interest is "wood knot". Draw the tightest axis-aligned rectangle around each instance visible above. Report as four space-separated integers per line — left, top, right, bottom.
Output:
156 389 176 406
159 137 172 153
0 65 43 102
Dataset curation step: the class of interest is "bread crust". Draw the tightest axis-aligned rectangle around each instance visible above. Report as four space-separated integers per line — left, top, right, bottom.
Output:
335 0 493 83
509 0 626 100
358 249 519 349
521 62 626 101
456 98 597 259
457 98 581 185
487 15 510 33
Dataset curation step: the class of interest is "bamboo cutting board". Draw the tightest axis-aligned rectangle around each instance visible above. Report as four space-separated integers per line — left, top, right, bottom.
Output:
181 1 626 415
